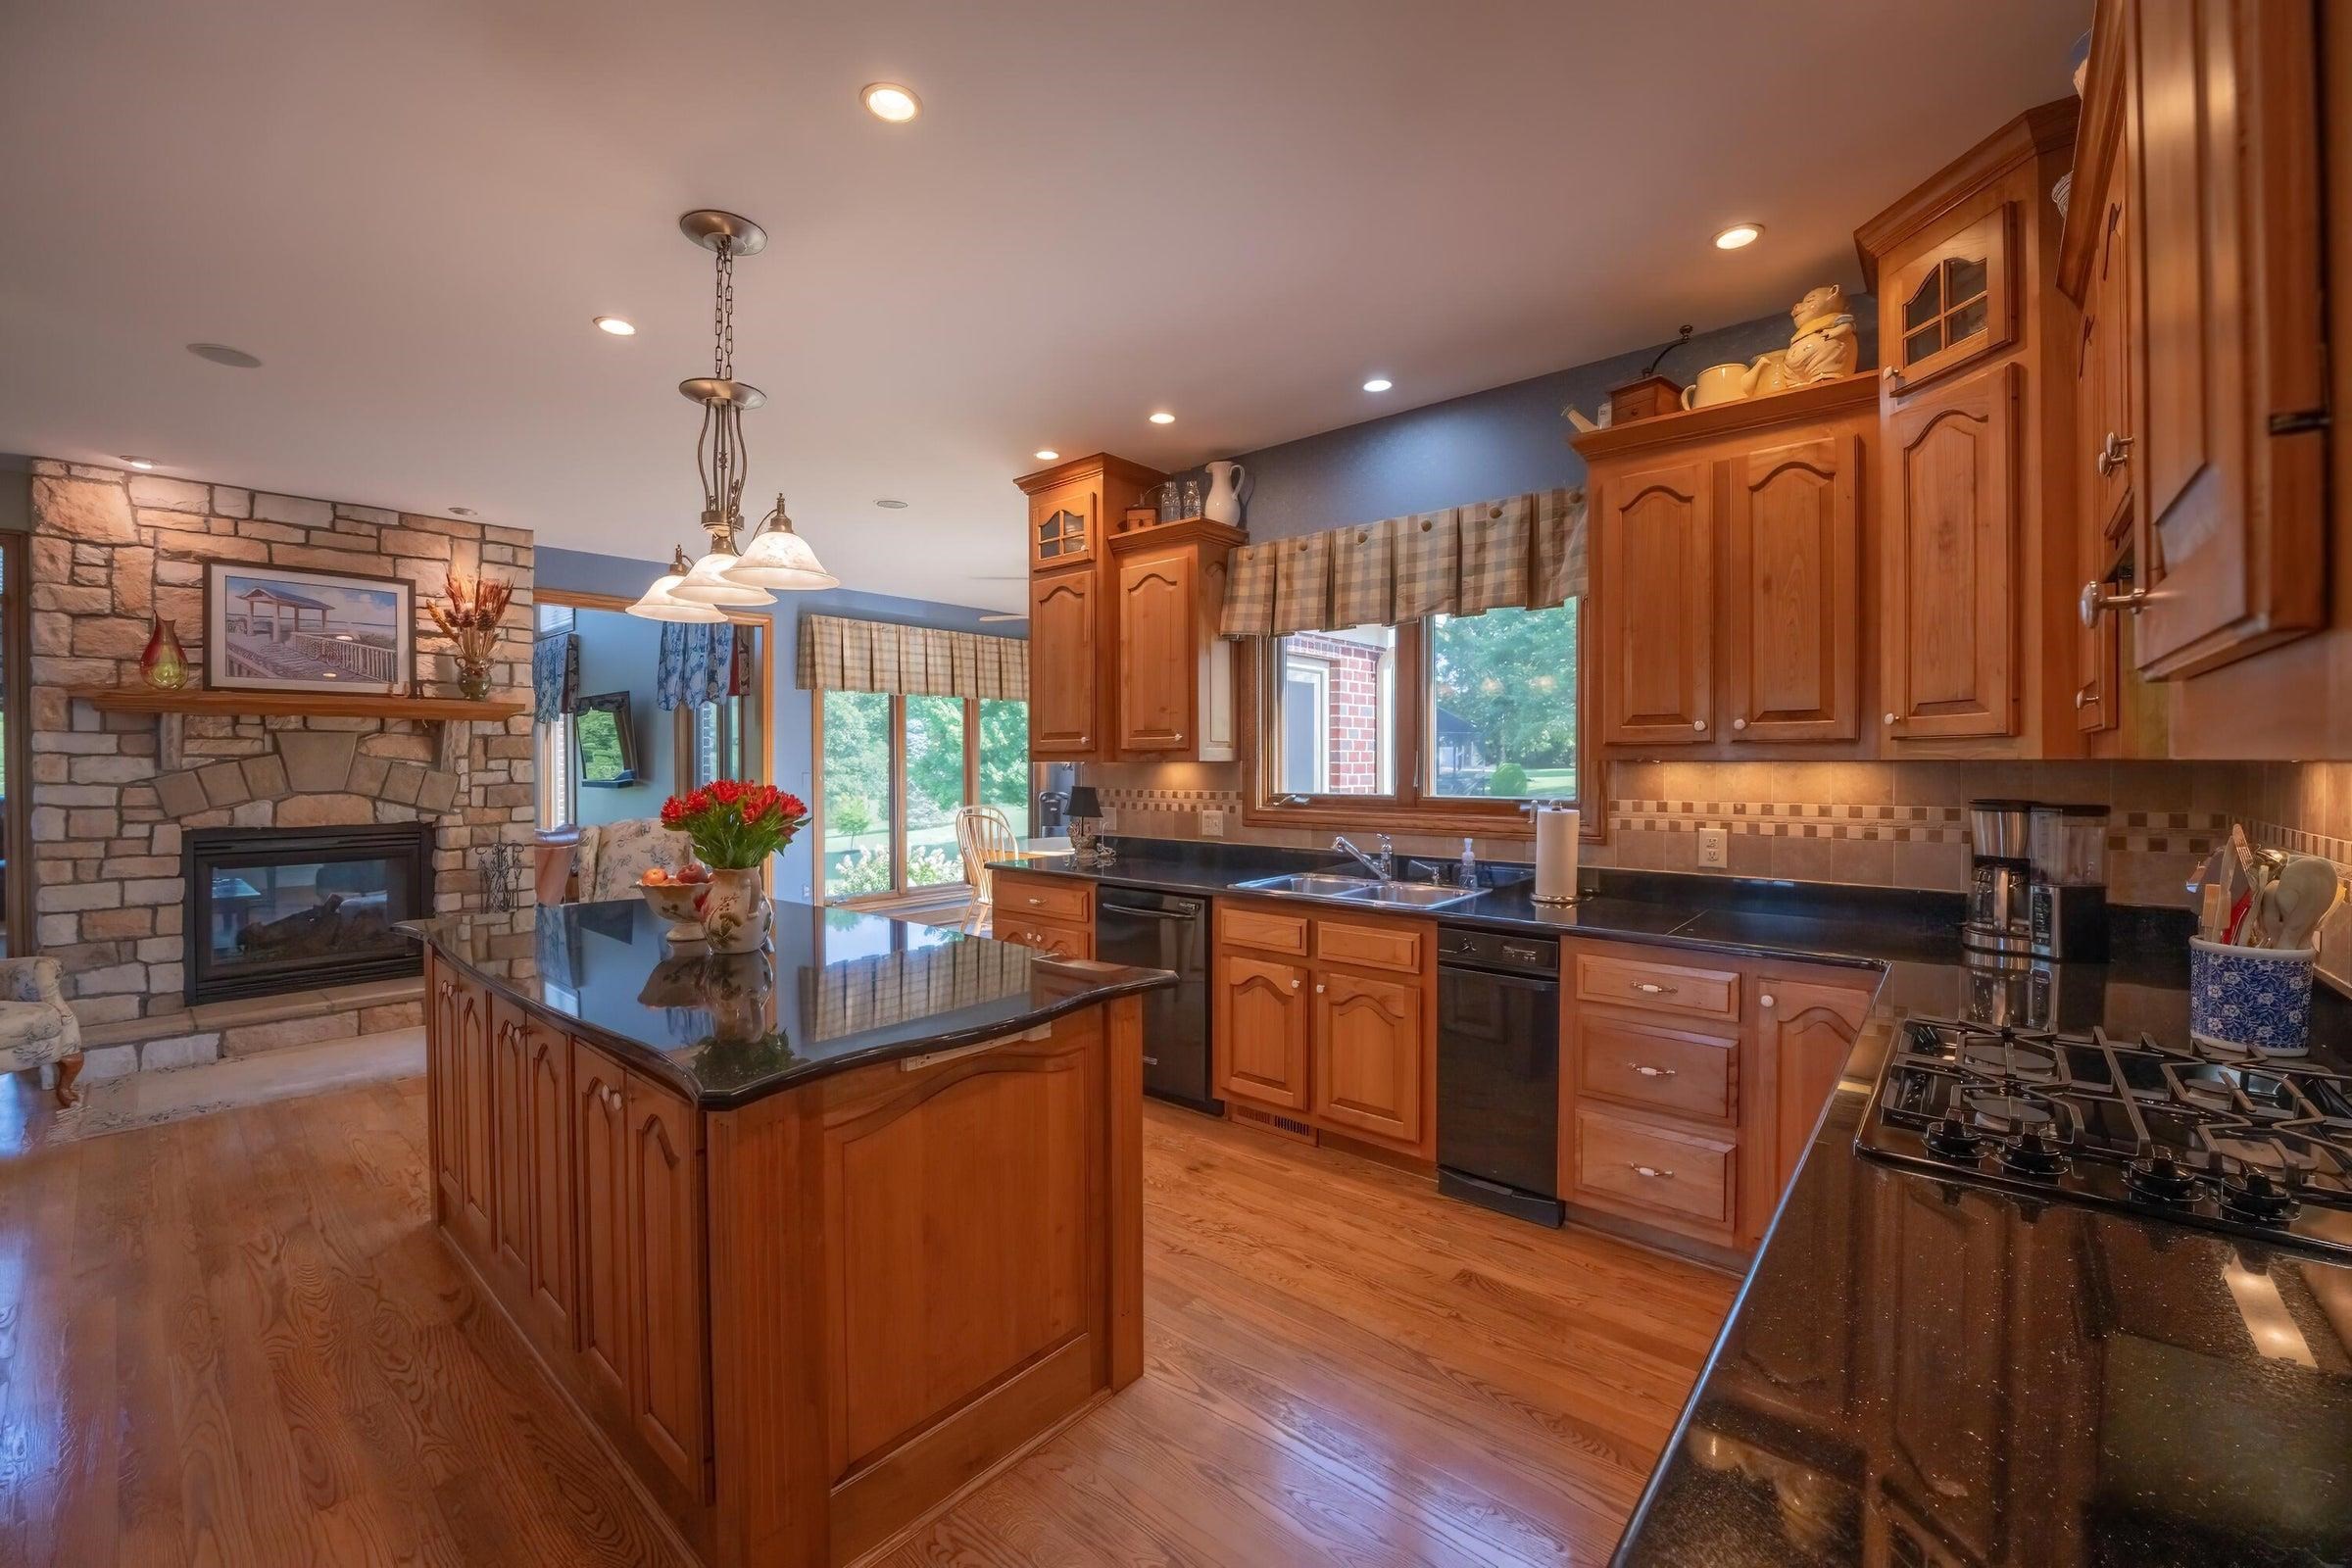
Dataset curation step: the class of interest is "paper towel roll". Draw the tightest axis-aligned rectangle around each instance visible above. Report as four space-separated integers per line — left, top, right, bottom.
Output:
1533 805 1580 904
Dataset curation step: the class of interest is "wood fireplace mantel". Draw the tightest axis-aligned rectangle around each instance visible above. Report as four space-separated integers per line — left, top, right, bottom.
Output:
67 686 528 771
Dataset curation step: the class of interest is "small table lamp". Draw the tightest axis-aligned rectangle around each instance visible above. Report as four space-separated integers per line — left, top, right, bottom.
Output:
1065 785 1110 862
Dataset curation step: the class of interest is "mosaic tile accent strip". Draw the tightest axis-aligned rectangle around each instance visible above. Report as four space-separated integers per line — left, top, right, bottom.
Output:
1611 801 1971 843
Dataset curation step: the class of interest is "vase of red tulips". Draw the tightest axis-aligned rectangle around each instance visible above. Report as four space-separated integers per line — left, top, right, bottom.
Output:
657 780 808 954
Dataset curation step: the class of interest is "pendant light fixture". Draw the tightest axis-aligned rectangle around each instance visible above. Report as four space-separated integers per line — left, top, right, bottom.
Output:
630 209 836 618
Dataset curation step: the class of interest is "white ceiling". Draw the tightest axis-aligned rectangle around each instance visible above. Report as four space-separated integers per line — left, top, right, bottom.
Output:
0 0 2085 611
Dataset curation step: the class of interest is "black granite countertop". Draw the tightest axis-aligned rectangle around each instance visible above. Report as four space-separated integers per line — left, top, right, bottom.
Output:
997 839 2352 1562
399 898 1173 1109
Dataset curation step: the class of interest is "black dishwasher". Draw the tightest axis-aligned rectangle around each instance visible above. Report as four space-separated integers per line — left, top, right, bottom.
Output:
1094 886 1220 1115
1436 927 1564 1226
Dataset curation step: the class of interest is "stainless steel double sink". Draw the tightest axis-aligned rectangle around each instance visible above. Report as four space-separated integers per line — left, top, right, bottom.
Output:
1232 871 1482 909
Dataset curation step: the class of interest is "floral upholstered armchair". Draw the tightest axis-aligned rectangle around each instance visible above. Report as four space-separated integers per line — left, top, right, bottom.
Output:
573 817 694 904
0 956 85 1106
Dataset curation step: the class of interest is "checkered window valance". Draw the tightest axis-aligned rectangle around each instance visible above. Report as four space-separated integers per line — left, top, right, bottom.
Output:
796 614 1028 700
1219 486 1586 638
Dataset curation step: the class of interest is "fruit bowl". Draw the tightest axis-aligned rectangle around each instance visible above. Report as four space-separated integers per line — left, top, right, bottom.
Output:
639 877 708 944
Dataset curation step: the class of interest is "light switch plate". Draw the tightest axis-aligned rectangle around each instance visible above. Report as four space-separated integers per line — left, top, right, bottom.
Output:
1698 827 1728 868
1199 808 1225 838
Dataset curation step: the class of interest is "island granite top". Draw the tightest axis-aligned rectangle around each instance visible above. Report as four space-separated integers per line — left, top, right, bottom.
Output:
399 897 1173 1109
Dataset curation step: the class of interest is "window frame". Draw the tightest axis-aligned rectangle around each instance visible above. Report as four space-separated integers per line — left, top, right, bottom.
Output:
814 692 1031 907
1240 610 1599 841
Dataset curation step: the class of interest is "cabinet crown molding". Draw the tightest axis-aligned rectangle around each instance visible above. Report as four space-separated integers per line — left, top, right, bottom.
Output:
1853 97 2080 290
1569 373 1878 463
1014 451 1165 495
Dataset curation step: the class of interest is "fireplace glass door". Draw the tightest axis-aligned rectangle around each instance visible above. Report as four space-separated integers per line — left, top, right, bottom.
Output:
185 824 432 1003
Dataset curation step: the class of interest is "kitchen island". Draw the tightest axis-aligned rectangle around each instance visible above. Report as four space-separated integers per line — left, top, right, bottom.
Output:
402 898 1173 1568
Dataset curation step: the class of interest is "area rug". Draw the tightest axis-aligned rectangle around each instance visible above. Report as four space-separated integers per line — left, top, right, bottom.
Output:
29 1027 425 1151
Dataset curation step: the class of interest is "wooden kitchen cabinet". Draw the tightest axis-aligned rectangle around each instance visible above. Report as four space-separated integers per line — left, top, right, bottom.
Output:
573 1038 634 1411
1578 374 1877 757
448 965 495 1264
1110 519 1242 761
1016 453 1167 764
988 870 1095 960
1748 969 1876 1235
1215 899 1435 1156
626 1068 710 1500
1879 362 2021 741
522 1016 574 1349
1859 102 2084 759
1215 952 1311 1111
490 997 532 1289
1027 566 1099 758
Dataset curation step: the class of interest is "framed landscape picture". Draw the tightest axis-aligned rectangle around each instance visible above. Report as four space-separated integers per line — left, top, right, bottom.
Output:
204 563 415 695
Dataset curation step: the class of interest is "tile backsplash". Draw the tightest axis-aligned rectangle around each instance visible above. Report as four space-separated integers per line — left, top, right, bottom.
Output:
1078 758 2352 987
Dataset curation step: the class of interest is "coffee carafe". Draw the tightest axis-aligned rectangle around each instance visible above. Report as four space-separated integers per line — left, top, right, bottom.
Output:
2028 803 2110 960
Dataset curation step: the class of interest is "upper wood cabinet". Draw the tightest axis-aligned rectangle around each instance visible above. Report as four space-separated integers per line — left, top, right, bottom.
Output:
1859 101 2082 759
1110 519 1242 761
1578 374 1876 757
1726 433 1862 743
1596 456 1714 745
2125 0 2327 678
1881 363 2021 741
1027 566 1098 758
1015 453 1167 765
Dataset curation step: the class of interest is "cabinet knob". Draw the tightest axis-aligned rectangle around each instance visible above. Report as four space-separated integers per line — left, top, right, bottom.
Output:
1629 1164 1677 1181
1315 983 1327 994
1290 978 1301 990
1731 717 1747 732
1884 711 1897 726
2095 431 2135 475
1628 1063 1679 1078
2075 688 2090 710
1691 719 1706 732
1760 993 1776 1009
2080 579 2150 626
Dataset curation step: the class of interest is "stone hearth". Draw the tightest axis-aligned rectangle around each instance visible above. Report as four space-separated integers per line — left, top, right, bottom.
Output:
25 459 537 1068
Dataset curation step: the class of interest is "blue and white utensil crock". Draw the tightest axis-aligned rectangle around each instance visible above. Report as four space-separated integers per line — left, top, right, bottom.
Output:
2189 938 2317 1056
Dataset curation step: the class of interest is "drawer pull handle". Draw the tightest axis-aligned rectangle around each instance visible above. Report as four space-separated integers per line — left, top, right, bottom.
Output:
1629 1164 1676 1181
1629 1063 1678 1078
1026 897 1045 906
1632 981 1677 996
2096 430 2135 475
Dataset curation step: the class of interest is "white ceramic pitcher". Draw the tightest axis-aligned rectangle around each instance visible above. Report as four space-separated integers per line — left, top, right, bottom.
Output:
1204 461 1249 525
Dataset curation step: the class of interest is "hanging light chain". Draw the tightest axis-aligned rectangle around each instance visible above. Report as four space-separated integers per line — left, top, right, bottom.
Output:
713 237 734 380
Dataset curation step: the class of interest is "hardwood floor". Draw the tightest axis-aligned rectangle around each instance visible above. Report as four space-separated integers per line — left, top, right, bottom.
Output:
0 1073 1735 1567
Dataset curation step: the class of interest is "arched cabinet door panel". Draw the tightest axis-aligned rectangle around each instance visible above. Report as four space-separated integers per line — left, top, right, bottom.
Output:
1215 953 1310 1110
1597 458 1713 745
1028 566 1098 757
1725 434 1860 742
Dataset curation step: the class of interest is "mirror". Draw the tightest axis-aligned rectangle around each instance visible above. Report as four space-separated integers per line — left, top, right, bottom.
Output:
574 691 640 787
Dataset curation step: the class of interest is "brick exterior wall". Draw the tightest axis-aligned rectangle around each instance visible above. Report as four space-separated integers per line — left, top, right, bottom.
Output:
25 460 535 1034
1282 632 1384 792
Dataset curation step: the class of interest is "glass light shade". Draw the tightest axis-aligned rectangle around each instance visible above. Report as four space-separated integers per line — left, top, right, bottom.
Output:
667 551 775 606
726 523 839 590
626 569 726 622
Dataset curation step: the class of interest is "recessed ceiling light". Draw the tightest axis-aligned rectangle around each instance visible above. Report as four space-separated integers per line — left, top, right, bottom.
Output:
1713 222 1763 250
862 83 920 122
874 498 908 510
121 456 157 469
449 506 477 517
1033 449 1059 462
187 342 263 368
1362 377 1393 393
593 315 636 336
1148 411 1175 425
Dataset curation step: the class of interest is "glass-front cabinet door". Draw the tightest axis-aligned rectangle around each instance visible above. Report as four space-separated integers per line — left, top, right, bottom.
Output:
1884 206 2013 394
1028 480 1097 569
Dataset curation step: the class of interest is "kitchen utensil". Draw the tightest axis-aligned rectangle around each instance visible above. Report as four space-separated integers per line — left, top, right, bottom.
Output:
1680 363 1749 410
2267 857 2345 954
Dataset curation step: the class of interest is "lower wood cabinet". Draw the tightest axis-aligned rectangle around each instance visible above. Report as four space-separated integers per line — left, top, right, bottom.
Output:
573 1038 634 1409
1562 940 1876 1258
988 870 1096 960
1213 900 1434 1157
626 1070 710 1499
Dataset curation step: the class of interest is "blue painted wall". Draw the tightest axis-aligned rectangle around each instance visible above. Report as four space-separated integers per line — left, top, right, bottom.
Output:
567 607 674 825
535 545 1020 900
1179 308 1877 540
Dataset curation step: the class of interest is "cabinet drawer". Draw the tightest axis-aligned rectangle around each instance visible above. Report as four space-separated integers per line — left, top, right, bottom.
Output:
1574 949 1740 1022
992 915 1093 961
994 875 1092 925
1218 905 1309 956
1315 918 1424 975
1574 1106 1735 1230
1577 1014 1736 1122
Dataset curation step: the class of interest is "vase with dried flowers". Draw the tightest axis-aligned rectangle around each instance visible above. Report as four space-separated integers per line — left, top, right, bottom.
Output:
428 571 513 701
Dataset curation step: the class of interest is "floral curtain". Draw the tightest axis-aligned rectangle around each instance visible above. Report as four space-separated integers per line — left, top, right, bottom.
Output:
657 621 737 710
795 613 1028 699
531 630 579 723
1220 485 1586 637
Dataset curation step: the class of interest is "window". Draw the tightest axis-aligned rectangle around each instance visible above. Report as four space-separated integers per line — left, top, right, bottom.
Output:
533 605 576 832
818 691 1031 905
1248 603 1586 831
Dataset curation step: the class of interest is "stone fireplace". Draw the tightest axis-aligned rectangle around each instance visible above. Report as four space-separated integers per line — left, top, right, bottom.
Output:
24 459 536 1075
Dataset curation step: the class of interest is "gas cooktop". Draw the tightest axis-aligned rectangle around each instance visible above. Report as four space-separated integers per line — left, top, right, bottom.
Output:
1857 1018 2352 1256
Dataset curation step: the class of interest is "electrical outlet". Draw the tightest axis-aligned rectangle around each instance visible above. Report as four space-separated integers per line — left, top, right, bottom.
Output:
1199 808 1225 838
1698 827 1729 868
